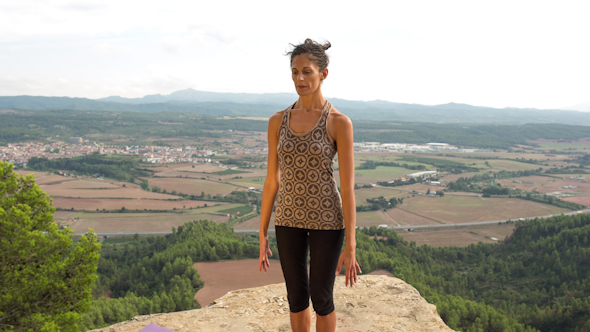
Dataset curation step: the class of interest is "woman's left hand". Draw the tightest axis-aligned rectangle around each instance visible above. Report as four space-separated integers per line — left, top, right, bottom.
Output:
336 247 362 287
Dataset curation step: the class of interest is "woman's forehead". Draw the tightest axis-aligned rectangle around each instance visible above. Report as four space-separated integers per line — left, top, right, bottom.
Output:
291 54 317 68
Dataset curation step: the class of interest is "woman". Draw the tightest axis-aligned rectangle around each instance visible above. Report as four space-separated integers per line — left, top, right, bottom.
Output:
258 38 361 332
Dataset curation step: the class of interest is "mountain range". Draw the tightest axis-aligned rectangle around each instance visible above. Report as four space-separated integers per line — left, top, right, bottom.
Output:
1 88 589 125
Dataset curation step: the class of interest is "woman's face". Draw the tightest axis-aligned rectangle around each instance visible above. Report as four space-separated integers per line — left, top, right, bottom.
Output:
291 54 328 97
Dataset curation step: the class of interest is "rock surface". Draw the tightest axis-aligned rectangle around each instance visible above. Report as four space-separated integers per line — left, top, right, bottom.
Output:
91 275 455 332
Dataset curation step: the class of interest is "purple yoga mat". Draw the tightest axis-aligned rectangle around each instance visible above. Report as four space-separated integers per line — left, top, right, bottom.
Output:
139 323 179 332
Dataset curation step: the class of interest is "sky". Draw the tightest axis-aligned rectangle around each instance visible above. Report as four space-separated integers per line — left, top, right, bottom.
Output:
1 0 589 110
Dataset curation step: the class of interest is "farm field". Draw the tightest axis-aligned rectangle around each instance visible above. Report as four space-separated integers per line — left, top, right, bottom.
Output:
52 197 211 211
397 226 513 247
461 152 544 160
225 176 266 189
148 177 238 196
46 179 120 189
355 166 414 179
355 210 390 227
562 196 590 208
486 159 542 172
193 259 285 307
232 209 397 229
400 195 569 224
233 213 275 230
70 211 230 234
40 184 175 199
15 170 52 178
497 176 590 194
34 174 72 184
385 207 441 226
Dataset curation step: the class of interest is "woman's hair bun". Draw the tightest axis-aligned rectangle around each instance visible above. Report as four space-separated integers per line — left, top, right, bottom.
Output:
303 38 331 50
287 38 331 71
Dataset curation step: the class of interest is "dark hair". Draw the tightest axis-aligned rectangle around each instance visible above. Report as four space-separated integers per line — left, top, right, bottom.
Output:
287 38 331 71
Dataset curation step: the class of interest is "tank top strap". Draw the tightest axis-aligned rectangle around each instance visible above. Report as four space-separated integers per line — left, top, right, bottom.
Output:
282 103 296 125
321 101 332 126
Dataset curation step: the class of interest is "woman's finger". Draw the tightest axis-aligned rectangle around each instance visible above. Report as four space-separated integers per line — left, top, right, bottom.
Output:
335 255 344 275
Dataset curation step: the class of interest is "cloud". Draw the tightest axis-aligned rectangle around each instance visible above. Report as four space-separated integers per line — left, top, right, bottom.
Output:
93 43 130 55
158 35 185 53
57 1 109 12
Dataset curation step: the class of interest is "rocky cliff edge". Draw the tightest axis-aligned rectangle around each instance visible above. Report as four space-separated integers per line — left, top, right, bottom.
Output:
91 275 455 332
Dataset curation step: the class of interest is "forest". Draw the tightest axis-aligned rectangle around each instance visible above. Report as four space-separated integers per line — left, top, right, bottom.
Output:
78 220 261 330
80 214 590 331
354 213 590 331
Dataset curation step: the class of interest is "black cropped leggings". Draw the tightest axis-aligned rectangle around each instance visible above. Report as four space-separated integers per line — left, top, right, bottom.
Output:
275 225 345 316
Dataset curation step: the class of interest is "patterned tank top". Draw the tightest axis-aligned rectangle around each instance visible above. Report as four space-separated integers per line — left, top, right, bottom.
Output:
274 101 344 230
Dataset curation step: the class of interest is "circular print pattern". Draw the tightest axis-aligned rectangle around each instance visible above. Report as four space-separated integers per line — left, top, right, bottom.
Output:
275 102 343 230
283 154 294 167
282 193 294 207
320 184 334 197
295 142 309 155
307 156 320 169
306 197 320 210
306 169 319 183
284 168 294 181
306 183 320 196
309 142 322 155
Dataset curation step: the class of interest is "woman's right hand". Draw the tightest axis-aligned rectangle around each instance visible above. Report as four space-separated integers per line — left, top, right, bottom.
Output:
259 234 273 272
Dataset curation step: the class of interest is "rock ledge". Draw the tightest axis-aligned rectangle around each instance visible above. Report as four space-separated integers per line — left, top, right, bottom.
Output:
92 275 455 332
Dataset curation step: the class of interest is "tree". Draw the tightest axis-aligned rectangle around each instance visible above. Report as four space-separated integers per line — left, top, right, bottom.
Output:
0 162 101 331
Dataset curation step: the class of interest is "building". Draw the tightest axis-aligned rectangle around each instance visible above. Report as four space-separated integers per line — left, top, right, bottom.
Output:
407 171 438 178
69 137 83 144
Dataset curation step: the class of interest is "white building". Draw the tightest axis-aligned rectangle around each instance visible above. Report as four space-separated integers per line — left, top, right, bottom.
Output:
408 171 438 178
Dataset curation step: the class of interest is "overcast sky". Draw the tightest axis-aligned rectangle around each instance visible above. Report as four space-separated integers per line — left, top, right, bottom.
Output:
1 0 589 110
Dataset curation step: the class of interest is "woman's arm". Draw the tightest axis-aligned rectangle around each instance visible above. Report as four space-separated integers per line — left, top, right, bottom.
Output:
333 112 362 286
258 112 282 272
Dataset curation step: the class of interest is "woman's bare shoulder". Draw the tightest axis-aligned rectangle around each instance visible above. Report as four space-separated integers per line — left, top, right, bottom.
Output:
329 107 352 128
268 110 286 127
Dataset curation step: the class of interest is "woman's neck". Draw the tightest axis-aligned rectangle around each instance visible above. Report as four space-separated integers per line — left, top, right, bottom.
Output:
295 91 326 111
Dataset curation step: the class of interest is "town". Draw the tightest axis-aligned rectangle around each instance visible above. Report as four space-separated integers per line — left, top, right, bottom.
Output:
2 137 488 167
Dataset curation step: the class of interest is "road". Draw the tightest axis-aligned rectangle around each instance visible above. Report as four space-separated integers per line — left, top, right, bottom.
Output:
74 209 590 237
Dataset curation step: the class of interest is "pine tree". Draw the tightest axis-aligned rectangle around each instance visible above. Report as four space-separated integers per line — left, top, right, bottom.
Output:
0 162 101 331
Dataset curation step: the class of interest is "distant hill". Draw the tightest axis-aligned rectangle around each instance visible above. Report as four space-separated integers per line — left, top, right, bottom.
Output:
563 101 590 113
2 89 590 125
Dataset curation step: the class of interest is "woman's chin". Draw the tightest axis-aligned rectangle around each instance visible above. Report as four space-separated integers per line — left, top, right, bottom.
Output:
295 89 314 97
